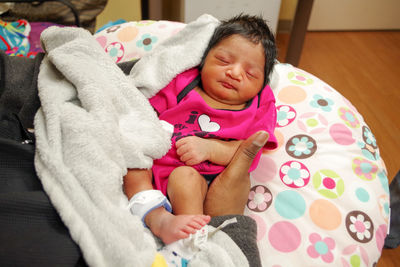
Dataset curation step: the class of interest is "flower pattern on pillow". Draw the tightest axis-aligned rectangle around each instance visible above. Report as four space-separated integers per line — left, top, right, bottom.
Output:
247 185 273 212
307 233 335 263
339 107 360 128
136 33 158 51
288 71 314 86
105 42 124 63
352 157 378 181
345 211 374 243
286 134 317 159
279 161 310 188
362 126 377 148
276 105 296 127
310 94 334 112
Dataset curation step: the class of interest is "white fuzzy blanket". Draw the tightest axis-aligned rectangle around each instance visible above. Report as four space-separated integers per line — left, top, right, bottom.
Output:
34 14 247 267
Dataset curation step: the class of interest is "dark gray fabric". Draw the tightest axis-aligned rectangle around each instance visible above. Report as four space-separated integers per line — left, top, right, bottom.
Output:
0 119 85 266
210 215 262 267
117 59 139 75
385 170 400 248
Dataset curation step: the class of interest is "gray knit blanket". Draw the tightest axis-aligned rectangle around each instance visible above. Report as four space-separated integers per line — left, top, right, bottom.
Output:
34 15 251 267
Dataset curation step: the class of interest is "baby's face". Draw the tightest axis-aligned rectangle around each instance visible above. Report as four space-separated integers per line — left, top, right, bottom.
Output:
201 34 265 107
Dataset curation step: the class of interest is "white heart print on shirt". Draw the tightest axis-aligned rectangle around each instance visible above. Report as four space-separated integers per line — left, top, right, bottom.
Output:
198 114 220 132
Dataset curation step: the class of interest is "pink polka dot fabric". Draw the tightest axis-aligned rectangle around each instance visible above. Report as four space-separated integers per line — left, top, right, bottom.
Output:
95 21 389 266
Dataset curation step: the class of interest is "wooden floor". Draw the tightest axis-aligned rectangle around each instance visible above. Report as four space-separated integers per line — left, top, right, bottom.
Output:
276 31 400 267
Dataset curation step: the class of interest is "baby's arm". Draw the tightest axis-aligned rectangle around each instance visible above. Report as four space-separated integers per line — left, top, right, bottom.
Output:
176 136 243 166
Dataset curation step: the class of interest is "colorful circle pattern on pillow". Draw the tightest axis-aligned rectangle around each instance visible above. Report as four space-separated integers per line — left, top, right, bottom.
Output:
94 20 185 63
96 22 389 267
251 64 388 266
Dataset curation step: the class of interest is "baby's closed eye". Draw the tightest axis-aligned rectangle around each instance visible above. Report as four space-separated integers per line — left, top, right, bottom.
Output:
216 56 230 64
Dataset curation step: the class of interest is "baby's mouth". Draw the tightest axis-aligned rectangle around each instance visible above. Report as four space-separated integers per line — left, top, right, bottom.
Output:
221 81 235 89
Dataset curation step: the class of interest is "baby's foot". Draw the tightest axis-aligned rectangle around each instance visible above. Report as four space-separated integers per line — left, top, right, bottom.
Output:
158 214 210 244
146 207 210 244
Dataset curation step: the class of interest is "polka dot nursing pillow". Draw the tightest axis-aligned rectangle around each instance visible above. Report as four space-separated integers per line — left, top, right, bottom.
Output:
95 20 389 266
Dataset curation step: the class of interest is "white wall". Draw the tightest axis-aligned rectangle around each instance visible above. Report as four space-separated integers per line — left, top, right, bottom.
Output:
308 0 400 30
182 0 282 34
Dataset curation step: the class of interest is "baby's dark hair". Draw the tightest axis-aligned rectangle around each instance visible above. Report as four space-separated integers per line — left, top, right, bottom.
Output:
200 14 277 86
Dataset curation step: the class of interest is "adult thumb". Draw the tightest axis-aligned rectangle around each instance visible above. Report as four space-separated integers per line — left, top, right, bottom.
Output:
225 131 269 175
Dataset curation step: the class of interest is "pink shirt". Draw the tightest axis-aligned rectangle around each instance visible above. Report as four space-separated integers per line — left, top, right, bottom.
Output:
149 68 277 195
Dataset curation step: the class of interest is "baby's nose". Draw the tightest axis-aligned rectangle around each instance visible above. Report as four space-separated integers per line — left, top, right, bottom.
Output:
228 64 243 80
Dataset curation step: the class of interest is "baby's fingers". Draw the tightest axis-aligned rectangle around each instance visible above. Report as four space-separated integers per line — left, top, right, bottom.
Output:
179 152 200 166
175 136 191 148
176 142 190 157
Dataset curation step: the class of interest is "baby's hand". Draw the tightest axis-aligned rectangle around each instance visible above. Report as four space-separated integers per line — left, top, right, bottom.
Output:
175 136 211 166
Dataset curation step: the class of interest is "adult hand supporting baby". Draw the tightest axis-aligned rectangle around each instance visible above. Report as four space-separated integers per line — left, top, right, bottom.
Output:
204 131 269 217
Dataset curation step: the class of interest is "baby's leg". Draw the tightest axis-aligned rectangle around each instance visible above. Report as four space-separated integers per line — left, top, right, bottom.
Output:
167 166 208 215
123 168 153 198
146 166 210 244
124 168 209 244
